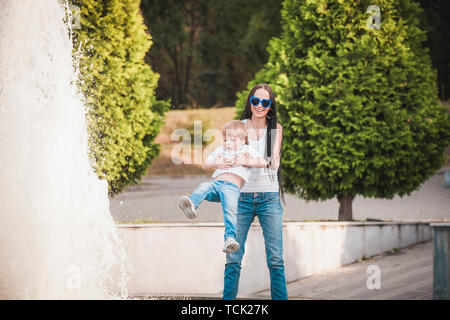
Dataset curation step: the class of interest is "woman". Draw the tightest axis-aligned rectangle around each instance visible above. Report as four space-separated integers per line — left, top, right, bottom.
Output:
223 83 287 300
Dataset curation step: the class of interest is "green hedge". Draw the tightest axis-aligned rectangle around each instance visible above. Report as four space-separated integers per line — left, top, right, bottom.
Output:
70 0 168 195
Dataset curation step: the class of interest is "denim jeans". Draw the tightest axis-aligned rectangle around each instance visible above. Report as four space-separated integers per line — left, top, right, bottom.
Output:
223 192 288 300
189 180 240 240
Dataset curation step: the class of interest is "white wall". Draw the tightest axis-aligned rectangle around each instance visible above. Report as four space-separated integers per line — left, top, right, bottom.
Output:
116 222 431 297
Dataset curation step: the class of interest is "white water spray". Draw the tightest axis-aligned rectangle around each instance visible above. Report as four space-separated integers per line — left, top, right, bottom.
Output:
0 0 129 299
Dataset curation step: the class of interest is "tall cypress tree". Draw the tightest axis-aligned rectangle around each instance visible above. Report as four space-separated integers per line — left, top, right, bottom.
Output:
70 0 168 195
236 0 450 220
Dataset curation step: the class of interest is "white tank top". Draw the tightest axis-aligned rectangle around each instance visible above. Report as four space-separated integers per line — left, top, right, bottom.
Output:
240 119 279 193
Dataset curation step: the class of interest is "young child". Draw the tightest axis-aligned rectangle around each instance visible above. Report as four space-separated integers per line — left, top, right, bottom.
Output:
178 120 268 253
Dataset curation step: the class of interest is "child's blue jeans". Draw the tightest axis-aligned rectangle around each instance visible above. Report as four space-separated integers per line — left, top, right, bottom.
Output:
189 180 240 240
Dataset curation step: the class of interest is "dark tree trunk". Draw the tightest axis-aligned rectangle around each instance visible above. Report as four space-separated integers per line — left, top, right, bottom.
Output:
184 8 196 102
164 43 183 108
338 195 353 221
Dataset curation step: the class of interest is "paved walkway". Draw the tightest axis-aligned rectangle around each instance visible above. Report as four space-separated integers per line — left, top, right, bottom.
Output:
134 241 433 300
253 240 433 300
110 171 450 223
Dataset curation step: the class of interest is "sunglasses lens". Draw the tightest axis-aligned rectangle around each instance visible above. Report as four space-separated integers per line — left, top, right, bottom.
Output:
250 97 259 106
262 99 271 108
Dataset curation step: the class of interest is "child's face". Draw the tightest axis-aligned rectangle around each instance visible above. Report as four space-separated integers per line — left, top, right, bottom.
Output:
224 135 245 151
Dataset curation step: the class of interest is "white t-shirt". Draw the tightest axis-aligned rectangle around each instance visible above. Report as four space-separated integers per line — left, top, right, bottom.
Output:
240 119 279 192
206 145 261 183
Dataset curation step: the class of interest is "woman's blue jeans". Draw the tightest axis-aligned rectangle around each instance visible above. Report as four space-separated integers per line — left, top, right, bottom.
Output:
223 192 288 300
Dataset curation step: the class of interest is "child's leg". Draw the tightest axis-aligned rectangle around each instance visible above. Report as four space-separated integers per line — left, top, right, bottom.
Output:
189 181 220 209
216 181 240 240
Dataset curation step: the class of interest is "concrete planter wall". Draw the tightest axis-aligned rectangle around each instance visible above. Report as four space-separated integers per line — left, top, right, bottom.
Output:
431 223 450 299
117 221 431 297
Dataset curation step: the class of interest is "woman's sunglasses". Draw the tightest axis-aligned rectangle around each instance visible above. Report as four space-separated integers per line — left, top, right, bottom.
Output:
250 96 272 108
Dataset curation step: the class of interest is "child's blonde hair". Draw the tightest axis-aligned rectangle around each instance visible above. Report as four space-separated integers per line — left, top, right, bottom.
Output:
221 120 248 144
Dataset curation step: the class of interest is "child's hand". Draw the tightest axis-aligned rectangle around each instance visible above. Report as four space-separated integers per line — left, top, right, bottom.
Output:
215 154 236 169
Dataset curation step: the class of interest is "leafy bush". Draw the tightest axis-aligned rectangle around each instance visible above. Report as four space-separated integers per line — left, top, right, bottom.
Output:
70 0 168 195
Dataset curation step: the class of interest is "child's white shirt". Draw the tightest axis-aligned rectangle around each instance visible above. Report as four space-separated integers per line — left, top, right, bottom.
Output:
206 145 262 183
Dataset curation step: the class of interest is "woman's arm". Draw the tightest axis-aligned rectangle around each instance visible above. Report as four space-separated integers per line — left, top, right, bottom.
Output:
237 123 283 169
270 122 283 170
237 153 268 168
202 153 236 170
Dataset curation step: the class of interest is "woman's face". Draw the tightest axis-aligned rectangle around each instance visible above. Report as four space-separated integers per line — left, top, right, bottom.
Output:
250 88 271 120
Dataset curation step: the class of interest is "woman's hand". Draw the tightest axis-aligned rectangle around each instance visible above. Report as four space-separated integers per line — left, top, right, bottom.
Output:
236 152 268 168
215 154 237 170
202 153 237 171
235 153 250 166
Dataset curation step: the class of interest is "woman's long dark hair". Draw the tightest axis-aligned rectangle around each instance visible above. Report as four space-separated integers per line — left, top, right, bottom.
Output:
240 83 286 205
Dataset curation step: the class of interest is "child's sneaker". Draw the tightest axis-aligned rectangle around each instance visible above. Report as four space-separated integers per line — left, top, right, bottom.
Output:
179 196 197 219
223 237 239 253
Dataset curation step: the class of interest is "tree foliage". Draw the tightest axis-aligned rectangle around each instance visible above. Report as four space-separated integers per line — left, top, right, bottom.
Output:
71 0 168 195
414 0 450 100
141 0 283 108
236 0 450 220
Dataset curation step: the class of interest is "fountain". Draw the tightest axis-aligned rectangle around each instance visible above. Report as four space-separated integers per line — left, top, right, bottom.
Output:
0 0 129 299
